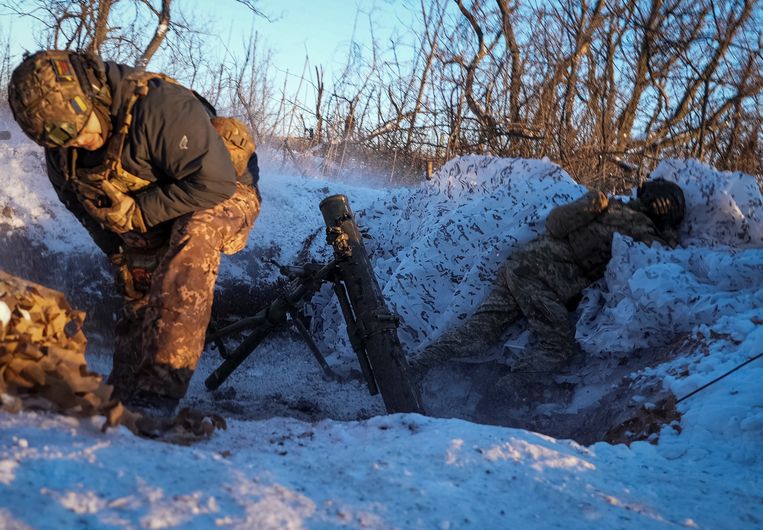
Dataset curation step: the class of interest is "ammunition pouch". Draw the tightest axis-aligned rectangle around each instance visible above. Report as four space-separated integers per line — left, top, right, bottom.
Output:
112 244 167 301
75 164 153 198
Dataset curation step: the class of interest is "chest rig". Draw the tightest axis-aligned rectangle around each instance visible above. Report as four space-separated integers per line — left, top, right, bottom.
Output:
62 72 175 208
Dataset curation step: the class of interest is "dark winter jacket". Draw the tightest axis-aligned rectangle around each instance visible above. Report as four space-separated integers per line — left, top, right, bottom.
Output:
45 61 257 255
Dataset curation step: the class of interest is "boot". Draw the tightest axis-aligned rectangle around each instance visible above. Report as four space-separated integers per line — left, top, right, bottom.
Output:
124 390 179 418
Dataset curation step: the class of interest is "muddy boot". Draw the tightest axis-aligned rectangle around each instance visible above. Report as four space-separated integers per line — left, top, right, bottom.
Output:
174 407 227 437
135 406 227 443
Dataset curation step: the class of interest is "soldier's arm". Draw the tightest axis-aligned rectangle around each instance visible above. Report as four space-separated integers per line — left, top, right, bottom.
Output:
545 190 609 239
622 199 680 248
133 81 237 228
45 148 122 256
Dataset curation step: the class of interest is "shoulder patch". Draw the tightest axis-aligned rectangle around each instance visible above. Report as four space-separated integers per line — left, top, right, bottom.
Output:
179 135 188 150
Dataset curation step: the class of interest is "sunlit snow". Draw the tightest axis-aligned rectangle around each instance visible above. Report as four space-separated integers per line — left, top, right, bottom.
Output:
1 113 761 529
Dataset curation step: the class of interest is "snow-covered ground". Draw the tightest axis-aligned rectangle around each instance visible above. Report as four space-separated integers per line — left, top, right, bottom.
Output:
1 110 762 529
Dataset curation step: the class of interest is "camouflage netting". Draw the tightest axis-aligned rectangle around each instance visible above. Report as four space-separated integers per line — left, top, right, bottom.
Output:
0 269 226 443
0 268 141 432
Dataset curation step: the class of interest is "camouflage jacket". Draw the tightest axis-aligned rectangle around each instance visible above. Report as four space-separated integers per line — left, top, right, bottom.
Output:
545 191 674 278
45 62 255 255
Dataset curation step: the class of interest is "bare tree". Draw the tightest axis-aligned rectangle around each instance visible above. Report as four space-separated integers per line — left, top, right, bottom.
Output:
6 0 761 183
136 0 171 69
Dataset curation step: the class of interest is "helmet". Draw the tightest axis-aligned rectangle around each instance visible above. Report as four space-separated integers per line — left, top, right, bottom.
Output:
8 50 110 147
637 178 685 229
211 116 255 176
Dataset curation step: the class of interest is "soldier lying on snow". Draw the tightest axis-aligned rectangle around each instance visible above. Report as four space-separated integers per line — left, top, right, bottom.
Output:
410 178 686 380
8 50 260 415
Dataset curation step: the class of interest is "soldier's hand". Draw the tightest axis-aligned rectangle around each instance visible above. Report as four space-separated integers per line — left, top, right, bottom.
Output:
82 181 147 234
648 196 674 217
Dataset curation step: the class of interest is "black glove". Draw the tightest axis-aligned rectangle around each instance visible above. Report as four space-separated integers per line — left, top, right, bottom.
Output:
637 178 685 228
647 195 675 217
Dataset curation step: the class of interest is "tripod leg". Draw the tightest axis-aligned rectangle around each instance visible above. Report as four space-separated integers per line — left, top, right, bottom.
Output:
204 324 274 390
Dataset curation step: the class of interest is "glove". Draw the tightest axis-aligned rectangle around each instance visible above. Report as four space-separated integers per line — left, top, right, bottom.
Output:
646 195 675 218
82 181 147 234
637 178 685 229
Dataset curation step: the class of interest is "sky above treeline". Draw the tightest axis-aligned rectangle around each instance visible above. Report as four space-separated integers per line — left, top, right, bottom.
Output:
1 0 412 86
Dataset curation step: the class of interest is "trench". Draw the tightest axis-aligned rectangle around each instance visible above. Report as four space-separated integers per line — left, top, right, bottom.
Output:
181 312 684 446
1 225 682 446
417 344 684 445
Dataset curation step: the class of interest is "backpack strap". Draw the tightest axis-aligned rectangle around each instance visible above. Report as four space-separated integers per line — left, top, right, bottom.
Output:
102 73 151 177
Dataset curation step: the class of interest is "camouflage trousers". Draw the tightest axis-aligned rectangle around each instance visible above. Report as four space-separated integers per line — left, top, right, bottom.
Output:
109 183 260 402
412 236 591 373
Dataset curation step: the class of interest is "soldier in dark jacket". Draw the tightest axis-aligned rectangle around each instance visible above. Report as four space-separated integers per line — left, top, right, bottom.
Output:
8 50 261 413
411 179 685 375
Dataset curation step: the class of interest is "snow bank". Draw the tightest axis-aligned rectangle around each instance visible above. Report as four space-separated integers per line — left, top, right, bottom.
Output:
220 171 386 284
315 156 584 352
651 158 763 247
0 113 95 254
315 157 762 363
2 410 760 529
577 240 763 354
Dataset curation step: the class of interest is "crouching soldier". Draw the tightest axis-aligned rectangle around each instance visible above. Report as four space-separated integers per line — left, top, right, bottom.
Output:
8 50 261 414
411 179 685 377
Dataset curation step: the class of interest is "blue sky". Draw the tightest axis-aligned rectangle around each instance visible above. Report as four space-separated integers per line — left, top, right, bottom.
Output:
244 0 410 76
2 0 413 83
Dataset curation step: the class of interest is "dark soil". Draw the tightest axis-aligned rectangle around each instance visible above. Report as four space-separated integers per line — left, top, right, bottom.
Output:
419 339 688 445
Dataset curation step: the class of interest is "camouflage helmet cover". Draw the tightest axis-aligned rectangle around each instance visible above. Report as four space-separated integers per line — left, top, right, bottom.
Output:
8 50 109 147
211 116 256 176
637 177 686 229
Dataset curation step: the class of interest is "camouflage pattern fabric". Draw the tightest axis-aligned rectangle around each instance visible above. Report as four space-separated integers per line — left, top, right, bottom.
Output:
211 117 256 177
0 269 141 432
109 182 260 402
109 296 149 402
8 50 110 147
412 236 586 373
412 193 672 373
108 240 169 400
556 194 671 277
545 191 609 238
0 270 228 442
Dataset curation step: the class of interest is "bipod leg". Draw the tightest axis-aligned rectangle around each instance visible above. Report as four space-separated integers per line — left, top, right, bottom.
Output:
287 308 338 380
204 262 335 392
205 323 229 359
204 322 276 390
